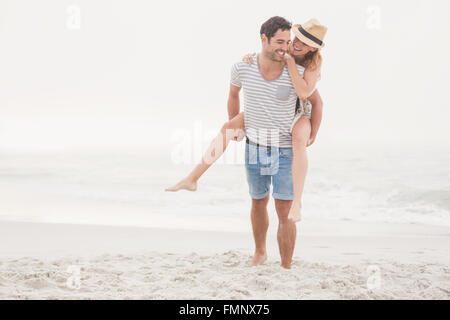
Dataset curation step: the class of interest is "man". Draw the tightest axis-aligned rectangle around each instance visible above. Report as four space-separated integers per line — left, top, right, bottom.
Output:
228 16 323 269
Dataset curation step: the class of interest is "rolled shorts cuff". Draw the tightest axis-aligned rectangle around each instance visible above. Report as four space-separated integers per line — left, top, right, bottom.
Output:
272 192 294 201
249 190 270 200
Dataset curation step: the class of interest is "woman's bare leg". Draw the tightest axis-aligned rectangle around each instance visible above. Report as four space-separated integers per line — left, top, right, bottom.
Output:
288 116 311 222
165 112 245 192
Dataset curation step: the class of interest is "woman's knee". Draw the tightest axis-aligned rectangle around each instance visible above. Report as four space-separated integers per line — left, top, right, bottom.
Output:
228 112 245 129
220 121 238 141
221 120 232 132
221 113 244 134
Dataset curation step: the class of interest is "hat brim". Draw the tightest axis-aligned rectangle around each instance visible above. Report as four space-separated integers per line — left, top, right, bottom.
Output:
292 24 325 49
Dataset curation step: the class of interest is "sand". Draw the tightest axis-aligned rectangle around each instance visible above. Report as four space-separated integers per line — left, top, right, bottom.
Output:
0 220 449 300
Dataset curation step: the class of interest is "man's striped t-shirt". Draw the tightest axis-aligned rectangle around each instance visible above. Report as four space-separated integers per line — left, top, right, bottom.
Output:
230 54 305 148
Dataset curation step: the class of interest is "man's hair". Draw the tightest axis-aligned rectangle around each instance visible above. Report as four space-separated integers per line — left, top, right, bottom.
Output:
260 16 292 42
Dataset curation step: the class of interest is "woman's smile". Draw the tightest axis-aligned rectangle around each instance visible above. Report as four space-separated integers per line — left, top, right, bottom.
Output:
293 44 302 52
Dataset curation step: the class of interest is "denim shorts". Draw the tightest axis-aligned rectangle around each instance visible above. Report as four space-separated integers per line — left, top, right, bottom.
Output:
244 141 294 201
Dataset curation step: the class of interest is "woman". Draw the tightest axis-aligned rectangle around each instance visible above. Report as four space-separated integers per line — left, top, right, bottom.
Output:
166 19 327 223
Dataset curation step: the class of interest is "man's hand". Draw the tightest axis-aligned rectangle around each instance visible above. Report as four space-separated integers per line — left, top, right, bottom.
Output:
306 134 316 147
232 128 246 141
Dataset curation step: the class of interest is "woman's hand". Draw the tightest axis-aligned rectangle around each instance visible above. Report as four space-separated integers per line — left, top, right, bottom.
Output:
283 52 296 66
287 41 294 56
242 53 256 65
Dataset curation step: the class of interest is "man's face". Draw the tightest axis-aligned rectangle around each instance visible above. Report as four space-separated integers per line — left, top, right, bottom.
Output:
262 29 291 62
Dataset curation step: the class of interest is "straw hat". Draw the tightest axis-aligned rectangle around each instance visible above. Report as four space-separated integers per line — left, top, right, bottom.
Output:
292 18 327 49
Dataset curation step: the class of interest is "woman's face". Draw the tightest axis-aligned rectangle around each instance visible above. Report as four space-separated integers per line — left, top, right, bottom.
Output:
289 37 317 56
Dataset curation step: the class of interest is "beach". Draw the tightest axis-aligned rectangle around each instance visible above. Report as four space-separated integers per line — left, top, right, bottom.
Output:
1 219 449 300
0 146 449 299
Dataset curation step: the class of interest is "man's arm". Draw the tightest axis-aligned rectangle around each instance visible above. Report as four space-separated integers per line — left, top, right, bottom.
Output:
307 89 323 146
227 84 241 120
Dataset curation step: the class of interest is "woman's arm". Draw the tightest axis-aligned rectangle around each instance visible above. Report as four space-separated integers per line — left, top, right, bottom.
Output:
285 55 321 100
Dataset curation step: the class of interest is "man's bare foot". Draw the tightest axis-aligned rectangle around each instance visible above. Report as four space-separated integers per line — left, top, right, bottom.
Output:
165 178 197 192
287 203 302 223
251 252 267 266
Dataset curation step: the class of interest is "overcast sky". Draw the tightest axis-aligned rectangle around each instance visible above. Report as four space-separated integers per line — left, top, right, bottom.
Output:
1 0 449 151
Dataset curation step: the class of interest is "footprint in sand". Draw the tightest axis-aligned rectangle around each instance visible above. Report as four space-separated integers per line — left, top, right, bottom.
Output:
24 278 49 290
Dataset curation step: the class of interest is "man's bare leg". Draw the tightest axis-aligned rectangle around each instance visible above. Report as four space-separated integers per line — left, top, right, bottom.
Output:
165 112 245 192
275 199 296 269
250 195 270 266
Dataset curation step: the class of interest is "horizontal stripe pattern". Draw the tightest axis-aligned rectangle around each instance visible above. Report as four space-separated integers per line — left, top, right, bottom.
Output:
230 54 305 147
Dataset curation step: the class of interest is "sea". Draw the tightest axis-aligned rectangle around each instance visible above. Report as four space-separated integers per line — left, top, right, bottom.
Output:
1 142 449 233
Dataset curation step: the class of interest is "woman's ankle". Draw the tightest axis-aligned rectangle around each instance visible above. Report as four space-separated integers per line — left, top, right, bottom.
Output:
184 176 197 183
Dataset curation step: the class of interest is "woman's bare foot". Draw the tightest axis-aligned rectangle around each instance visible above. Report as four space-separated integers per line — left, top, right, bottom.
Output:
165 178 197 192
251 251 267 266
287 202 302 223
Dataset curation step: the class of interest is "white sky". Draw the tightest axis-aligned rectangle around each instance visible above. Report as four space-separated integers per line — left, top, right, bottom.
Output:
0 0 449 151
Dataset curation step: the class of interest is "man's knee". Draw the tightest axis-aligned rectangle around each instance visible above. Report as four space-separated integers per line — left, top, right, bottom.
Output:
274 199 292 222
252 195 269 210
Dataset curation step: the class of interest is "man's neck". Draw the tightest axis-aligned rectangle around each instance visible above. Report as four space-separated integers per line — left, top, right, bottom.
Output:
257 52 286 81
258 52 285 72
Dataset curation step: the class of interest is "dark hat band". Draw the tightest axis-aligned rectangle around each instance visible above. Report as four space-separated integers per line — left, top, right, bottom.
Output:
297 25 323 46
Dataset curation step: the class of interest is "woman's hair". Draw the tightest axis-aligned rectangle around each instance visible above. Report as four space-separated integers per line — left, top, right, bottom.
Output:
294 49 322 71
